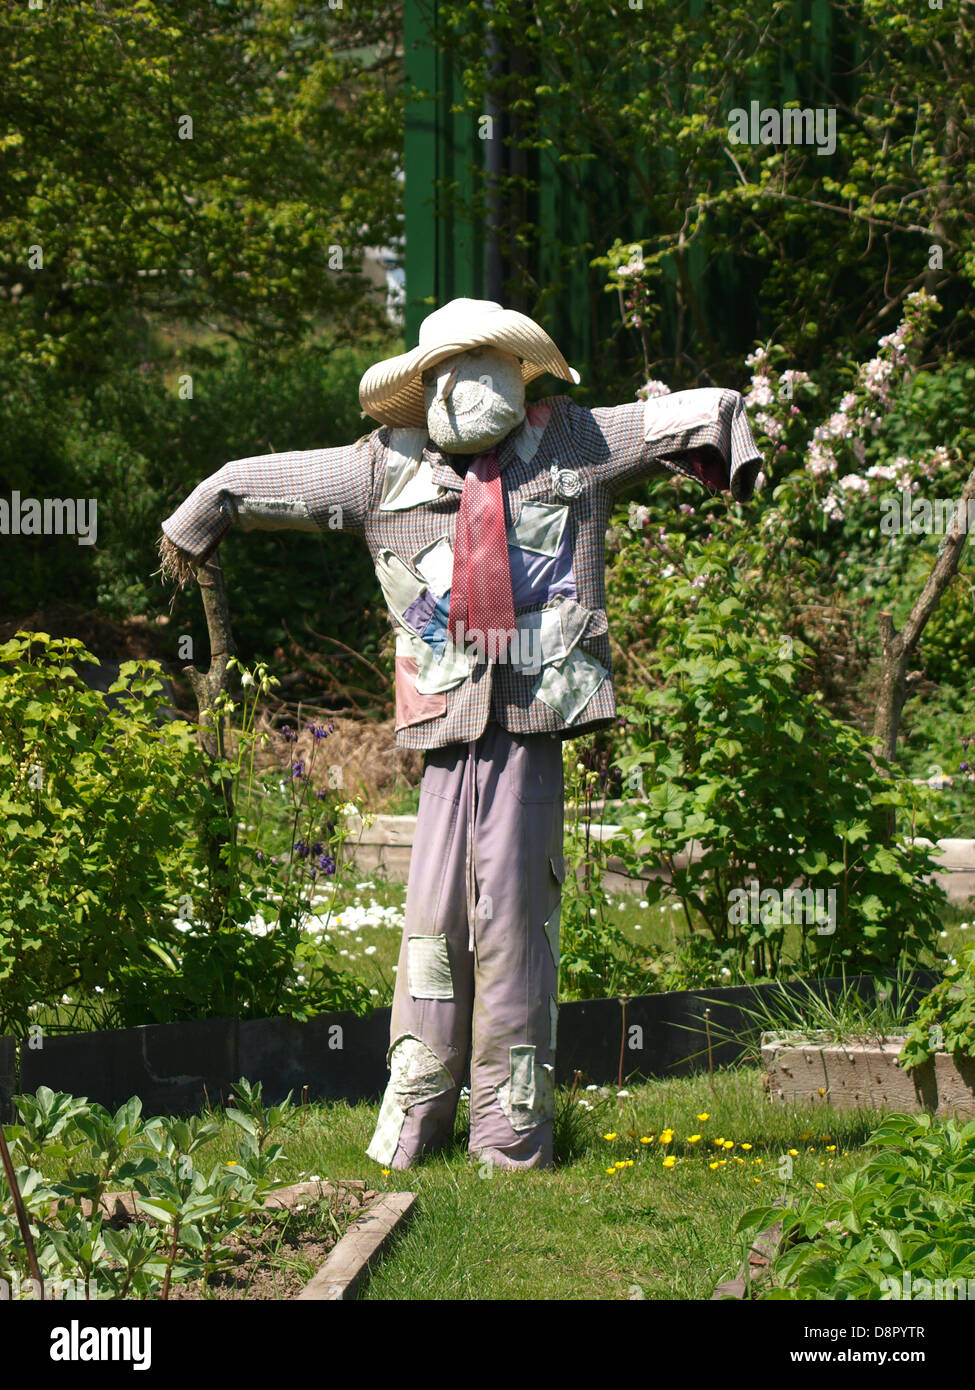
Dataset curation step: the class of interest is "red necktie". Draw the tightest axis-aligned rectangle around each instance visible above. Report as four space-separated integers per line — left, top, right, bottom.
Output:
448 452 516 655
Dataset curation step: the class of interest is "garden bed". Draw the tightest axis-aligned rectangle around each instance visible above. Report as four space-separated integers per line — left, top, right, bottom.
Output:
78 1179 376 1300
761 1032 975 1118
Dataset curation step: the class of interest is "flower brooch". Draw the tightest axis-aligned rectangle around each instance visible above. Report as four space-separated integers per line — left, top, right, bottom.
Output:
550 463 581 500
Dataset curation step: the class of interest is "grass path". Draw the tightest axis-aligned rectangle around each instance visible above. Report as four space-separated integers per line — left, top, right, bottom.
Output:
197 1067 882 1300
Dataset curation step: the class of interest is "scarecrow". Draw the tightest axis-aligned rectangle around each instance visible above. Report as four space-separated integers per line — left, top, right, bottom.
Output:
158 298 763 1171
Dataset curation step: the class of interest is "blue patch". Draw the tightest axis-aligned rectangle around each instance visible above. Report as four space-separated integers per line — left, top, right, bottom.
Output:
420 591 452 658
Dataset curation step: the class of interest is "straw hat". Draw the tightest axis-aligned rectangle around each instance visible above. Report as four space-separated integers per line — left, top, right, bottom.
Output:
358 298 579 428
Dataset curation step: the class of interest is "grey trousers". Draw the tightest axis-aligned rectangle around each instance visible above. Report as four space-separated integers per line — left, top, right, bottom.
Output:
366 721 564 1170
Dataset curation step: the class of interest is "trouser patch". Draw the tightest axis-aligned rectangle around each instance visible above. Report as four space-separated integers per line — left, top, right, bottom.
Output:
496 1044 556 1132
407 933 454 999
366 1034 455 1165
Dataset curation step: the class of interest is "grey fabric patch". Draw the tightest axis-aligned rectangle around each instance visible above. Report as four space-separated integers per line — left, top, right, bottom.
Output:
387 1033 454 1110
407 934 454 999
380 428 442 511
550 996 559 1051
533 647 608 723
508 500 568 557
222 493 319 532
365 1090 407 1165
497 1045 555 1132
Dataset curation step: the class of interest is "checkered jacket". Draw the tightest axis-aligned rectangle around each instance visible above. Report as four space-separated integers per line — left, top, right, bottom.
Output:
161 390 763 750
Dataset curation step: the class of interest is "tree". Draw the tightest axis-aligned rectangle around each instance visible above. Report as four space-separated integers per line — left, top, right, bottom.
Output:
0 0 404 373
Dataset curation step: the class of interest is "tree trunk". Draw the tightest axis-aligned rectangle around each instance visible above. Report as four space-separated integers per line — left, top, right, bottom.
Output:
872 464 975 834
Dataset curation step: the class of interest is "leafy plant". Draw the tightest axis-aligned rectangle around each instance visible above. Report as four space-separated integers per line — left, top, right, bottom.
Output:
0 1082 309 1300
736 1112 975 1300
899 941 975 1071
611 562 949 980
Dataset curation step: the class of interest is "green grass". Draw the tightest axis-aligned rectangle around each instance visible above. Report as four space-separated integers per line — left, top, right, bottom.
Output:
185 1071 886 1299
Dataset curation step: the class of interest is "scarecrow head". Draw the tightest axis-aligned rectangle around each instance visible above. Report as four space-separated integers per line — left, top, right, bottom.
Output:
358 298 580 452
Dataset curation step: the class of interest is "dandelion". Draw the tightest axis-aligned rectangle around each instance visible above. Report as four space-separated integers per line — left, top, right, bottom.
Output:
659 1129 674 1144
639 1136 653 1144
787 1148 799 1157
603 1132 618 1142
815 1182 826 1190
740 1143 752 1151
826 1144 836 1152
687 1135 702 1144
722 1140 734 1150
696 1113 710 1121
226 1160 238 1166
381 1168 391 1177
709 1161 721 1170
605 1168 618 1176
662 1156 676 1168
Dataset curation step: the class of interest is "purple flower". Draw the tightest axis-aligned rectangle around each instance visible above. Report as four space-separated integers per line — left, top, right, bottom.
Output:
256 850 264 863
961 763 970 773
315 789 327 801
311 723 331 740
295 841 310 859
280 725 297 743
317 855 336 875
311 841 324 856
291 760 305 780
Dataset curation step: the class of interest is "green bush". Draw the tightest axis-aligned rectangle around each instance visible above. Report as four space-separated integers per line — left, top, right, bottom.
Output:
738 1112 975 1300
0 632 211 1038
0 634 373 1035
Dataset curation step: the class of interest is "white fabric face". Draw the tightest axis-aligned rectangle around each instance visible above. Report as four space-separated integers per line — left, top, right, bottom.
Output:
424 347 526 454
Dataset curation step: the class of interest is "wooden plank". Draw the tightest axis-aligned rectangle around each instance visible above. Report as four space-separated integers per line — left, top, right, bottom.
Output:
293 1191 418 1301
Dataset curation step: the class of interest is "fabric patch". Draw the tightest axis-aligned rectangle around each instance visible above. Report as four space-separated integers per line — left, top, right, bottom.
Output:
365 1090 407 1165
419 591 452 658
550 996 559 1052
387 1033 455 1110
394 655 447 731
407 934 454 1000
508 528 577 608
227 495 319 532
512 404 553 465
643 388 725 441
497 1045 555 1132
412 536 454 597
543 904 560 970
534 647 608 724
508 501 569 557
510 608 566 676
402 587 439 636
380 428 443 510
395 623 469 693
375 550 425 622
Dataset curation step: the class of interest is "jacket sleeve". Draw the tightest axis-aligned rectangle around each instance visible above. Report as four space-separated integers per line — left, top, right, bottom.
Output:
160 431 379 562
584 390 764 502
